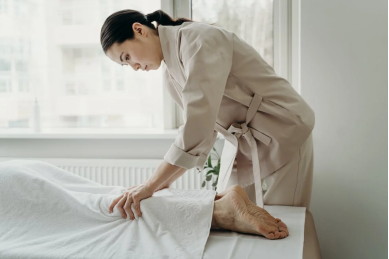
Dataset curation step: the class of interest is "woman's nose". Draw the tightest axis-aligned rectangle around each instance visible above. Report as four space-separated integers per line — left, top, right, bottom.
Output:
128 62 140 71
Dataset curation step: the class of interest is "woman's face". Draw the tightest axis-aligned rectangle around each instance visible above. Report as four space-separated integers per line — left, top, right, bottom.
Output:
106 23 164 71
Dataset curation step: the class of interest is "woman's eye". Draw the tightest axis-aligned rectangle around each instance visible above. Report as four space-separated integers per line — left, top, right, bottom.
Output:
126 56 129 61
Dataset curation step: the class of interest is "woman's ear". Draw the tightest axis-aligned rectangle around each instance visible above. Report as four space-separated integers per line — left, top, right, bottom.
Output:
133 23 146 37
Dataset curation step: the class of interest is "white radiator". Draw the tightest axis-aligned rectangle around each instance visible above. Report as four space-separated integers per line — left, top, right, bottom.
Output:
0 158 218 190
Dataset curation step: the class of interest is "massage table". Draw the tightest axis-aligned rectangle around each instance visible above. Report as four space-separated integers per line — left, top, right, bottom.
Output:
0 160 321 259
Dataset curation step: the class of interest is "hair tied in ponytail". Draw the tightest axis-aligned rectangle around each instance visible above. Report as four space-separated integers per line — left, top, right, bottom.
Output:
100 9 198 53
147 10 193 27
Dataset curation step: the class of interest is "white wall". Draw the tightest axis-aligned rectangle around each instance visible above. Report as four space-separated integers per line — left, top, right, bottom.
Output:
301 0 387 258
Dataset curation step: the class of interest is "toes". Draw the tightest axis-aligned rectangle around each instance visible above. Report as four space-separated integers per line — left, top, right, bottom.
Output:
267 231 283 239
266 233 274 239
264 229 289 240
278 221 289 235
276 230 288 239
265 228 289 239
274 231 282 239
280 227 289 236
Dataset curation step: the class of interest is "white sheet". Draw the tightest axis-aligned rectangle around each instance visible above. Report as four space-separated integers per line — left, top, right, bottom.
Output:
0 160 216 259
203 205 306 259
0 159 306 259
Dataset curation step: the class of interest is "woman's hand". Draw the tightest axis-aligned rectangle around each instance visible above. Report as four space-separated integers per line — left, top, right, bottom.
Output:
109 183 155 220
108 160 181 219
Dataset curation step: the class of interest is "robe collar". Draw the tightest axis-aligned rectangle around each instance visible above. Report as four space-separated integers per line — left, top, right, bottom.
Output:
157 24 186 85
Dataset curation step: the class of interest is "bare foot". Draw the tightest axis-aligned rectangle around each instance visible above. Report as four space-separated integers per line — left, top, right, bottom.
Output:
212 185 289 240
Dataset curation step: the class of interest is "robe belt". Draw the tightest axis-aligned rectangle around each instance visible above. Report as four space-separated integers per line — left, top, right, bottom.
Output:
217 93 266 208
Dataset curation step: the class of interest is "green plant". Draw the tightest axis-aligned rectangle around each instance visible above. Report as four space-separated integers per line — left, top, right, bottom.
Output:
198 137 221 191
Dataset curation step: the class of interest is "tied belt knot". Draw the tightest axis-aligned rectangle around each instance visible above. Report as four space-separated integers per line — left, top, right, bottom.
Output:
217 93 267 208
229 122 251 138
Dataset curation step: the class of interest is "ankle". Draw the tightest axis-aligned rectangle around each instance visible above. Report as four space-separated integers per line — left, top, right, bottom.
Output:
213 200 235 229
211 200 224 228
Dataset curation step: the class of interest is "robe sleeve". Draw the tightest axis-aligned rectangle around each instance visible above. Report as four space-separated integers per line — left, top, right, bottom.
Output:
163 30 233 171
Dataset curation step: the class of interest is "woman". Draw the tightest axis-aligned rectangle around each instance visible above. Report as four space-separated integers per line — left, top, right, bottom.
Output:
100 9 314 232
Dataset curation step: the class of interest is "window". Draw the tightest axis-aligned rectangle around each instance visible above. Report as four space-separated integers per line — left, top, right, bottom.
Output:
2 0 295 135
0 0 163 130
192 0 273 67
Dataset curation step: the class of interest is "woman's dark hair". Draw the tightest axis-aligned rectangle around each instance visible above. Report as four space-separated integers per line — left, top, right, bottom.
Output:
100 9 197 53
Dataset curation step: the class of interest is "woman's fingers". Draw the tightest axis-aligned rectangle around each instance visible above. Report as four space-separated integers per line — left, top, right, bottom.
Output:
116 195 129 219
123 193 136 220
108 184 150 220
109 194 125 213
132 193 142 217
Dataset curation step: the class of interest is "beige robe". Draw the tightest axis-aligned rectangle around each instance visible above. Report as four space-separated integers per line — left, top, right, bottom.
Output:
158 22 315 207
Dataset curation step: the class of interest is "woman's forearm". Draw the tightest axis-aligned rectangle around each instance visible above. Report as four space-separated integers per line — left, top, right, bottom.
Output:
164 167 187 187
145 161 184 192
152 167 187 192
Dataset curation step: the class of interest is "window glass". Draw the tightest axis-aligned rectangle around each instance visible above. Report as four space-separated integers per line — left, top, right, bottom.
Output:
192 0 273 67
0 0 163 130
